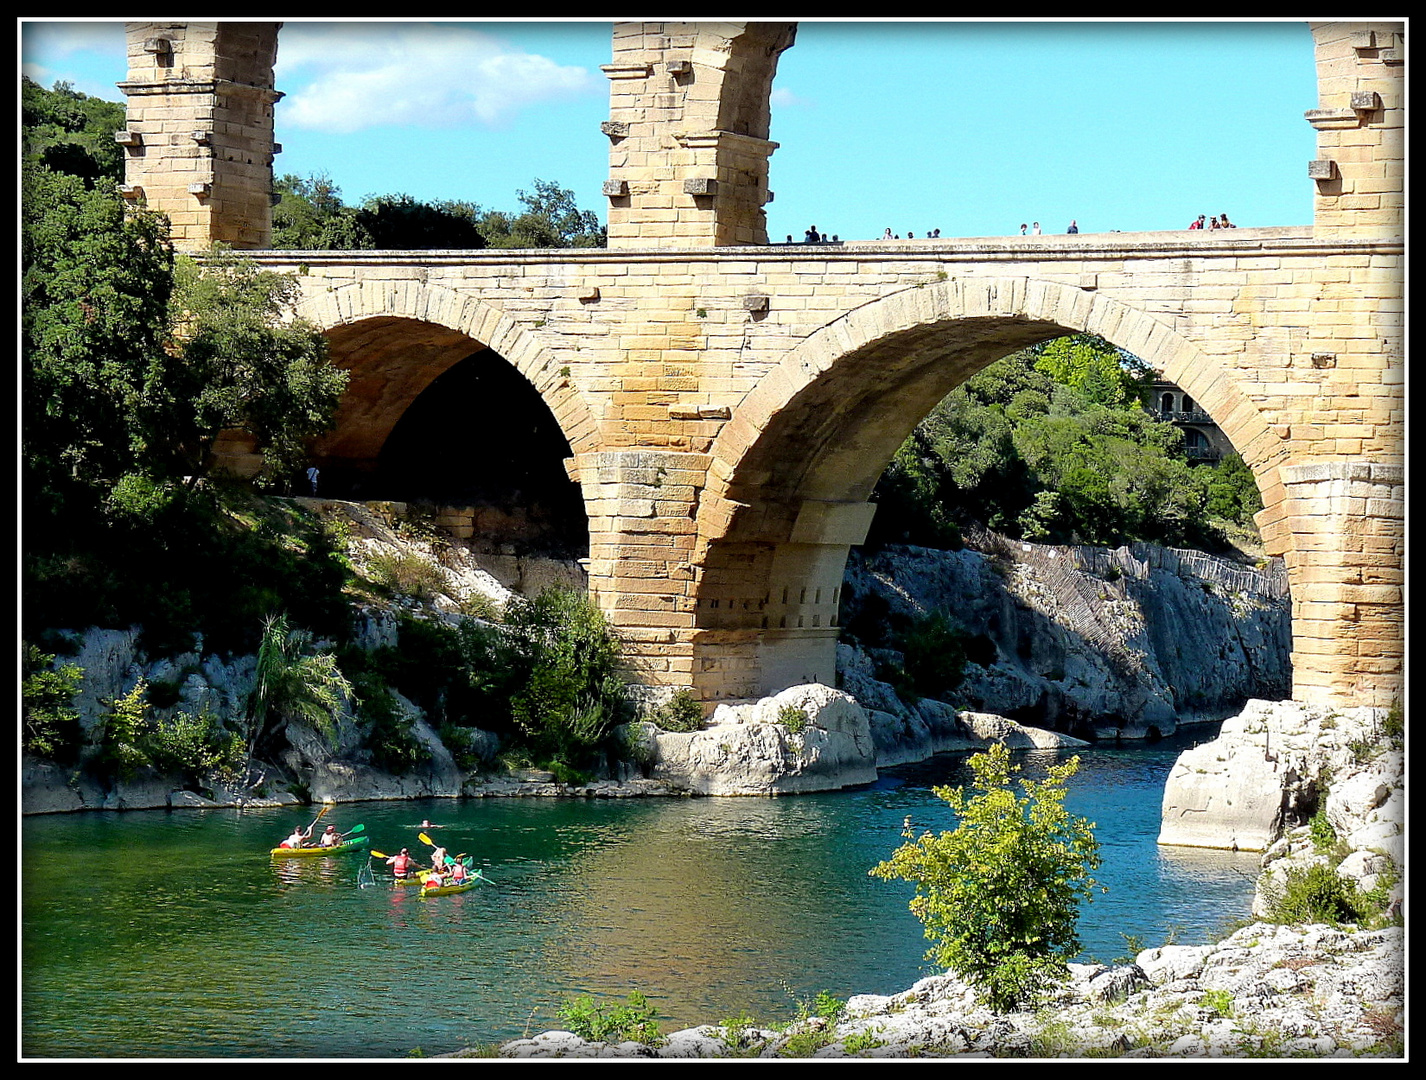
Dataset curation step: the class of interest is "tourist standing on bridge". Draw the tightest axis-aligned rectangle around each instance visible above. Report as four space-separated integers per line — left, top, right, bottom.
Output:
1188 214 1207 230
1067 220 1079 234
1019 223 1028 235
1219 213 1235 228
805 226 821 243
1031 222 1042 235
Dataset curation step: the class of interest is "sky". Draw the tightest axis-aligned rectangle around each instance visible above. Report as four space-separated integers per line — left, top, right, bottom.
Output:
19 18 1322 241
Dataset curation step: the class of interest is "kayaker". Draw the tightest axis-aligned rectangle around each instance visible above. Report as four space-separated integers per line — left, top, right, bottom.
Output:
448 861 468 884
318 824 341 848
280 825 312 849
386 848 416 879
431 845 449 872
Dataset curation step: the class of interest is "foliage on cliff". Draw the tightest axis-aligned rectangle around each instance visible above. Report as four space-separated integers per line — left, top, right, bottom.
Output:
869 336 1263 552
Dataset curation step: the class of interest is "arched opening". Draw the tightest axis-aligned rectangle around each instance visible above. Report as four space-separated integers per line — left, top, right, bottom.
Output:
694 279 1292 704
310 316 589 560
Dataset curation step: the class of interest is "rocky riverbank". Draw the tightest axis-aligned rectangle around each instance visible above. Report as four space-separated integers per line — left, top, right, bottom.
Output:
484 922 1403 1059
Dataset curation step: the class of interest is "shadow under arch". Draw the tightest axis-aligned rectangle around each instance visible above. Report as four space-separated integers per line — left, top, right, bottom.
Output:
693 275 1295 698
296 280 603 466
295 282 603 555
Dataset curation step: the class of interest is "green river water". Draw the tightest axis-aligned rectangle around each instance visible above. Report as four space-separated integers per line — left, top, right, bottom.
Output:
21 734 1260 1059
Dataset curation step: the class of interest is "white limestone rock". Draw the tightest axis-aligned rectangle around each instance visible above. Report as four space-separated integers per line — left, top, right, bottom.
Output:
647 684 878 795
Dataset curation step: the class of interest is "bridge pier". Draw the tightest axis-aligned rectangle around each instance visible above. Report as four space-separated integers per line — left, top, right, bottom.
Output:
1278 462 1404 709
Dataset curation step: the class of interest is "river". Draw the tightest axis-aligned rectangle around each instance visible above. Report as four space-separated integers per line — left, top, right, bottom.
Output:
21 731 1260 1059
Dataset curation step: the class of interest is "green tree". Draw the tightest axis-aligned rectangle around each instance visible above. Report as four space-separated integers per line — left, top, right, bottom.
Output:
480 179 606 249
245 613 355 774
271 172 371 249
870 743 1102 1012
22 77 125 185
1030 334 1151 409
154 249 348 487
352 193 487 250
22 165 174 517
498 587 630 767
22 644 85 761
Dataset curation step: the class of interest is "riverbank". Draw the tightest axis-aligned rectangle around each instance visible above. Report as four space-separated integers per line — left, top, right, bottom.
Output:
481 922 1403 1058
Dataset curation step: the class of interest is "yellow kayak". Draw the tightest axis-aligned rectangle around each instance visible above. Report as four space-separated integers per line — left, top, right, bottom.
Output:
420 872 483 897
270 836 370 858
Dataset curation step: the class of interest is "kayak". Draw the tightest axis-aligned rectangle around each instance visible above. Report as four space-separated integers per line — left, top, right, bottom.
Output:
420 872 483 897
270 836 370 858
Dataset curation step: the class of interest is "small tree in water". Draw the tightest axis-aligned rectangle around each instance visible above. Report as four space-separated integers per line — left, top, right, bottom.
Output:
870 743 1102 1012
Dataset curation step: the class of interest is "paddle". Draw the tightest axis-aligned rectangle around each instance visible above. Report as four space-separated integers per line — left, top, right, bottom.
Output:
307 803 331 834
338 823 366 841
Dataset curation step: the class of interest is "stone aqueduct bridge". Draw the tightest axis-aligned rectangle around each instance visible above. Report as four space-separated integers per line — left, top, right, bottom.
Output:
120 21 1404 710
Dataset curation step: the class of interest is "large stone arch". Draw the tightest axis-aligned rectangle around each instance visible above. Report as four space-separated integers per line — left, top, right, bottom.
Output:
692 276 1295 700
295 280 604 477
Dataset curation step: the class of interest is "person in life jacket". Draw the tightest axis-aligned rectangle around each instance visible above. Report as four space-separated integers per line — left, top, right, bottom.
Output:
448 861 469 885
386 848 416 879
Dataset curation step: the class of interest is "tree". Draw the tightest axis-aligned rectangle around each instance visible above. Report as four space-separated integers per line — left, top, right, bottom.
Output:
155 249 349 487
22 77 125 185
480 179 606 249
245 613 355 774
22 164 174 518
870 743 1102 1012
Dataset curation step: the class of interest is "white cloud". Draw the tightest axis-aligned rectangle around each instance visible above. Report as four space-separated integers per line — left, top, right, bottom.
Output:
276 22 602 133
771 86 814 109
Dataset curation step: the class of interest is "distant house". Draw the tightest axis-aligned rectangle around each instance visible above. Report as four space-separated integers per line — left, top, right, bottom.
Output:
1144 379 1232 462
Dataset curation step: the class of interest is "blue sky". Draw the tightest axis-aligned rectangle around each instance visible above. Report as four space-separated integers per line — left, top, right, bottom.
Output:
20 18 1321 241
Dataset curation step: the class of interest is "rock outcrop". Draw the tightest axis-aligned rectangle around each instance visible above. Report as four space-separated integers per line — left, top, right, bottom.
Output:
634 683 1086 796
840 538 1290 741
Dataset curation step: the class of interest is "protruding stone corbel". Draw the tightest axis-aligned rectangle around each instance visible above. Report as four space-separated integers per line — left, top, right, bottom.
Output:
190 130 211 145
741 294 769 313
143 36 172 57
114 129 143 147
600 62 653 80
119 184 144 200
602 179 629 197
1350 90 1383 112
600 120 629 141
576 286 601 304
1311 353 1337 369
188 181 211 197
1307 159 1338 181
683 177 717 196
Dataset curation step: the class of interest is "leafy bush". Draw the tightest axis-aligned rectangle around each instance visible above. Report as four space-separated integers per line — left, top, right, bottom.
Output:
22 644 85 761
896 611 972 701
145 705 245 786
556 991 663 1045
501 587 630 766
97 681 153 781
352 673 432 775
778 704 810 735
1262 863 1371 927
871 743 1101 1012
646 689 704 732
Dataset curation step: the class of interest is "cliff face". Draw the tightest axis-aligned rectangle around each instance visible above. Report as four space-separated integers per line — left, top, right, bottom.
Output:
839 537 1291 740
